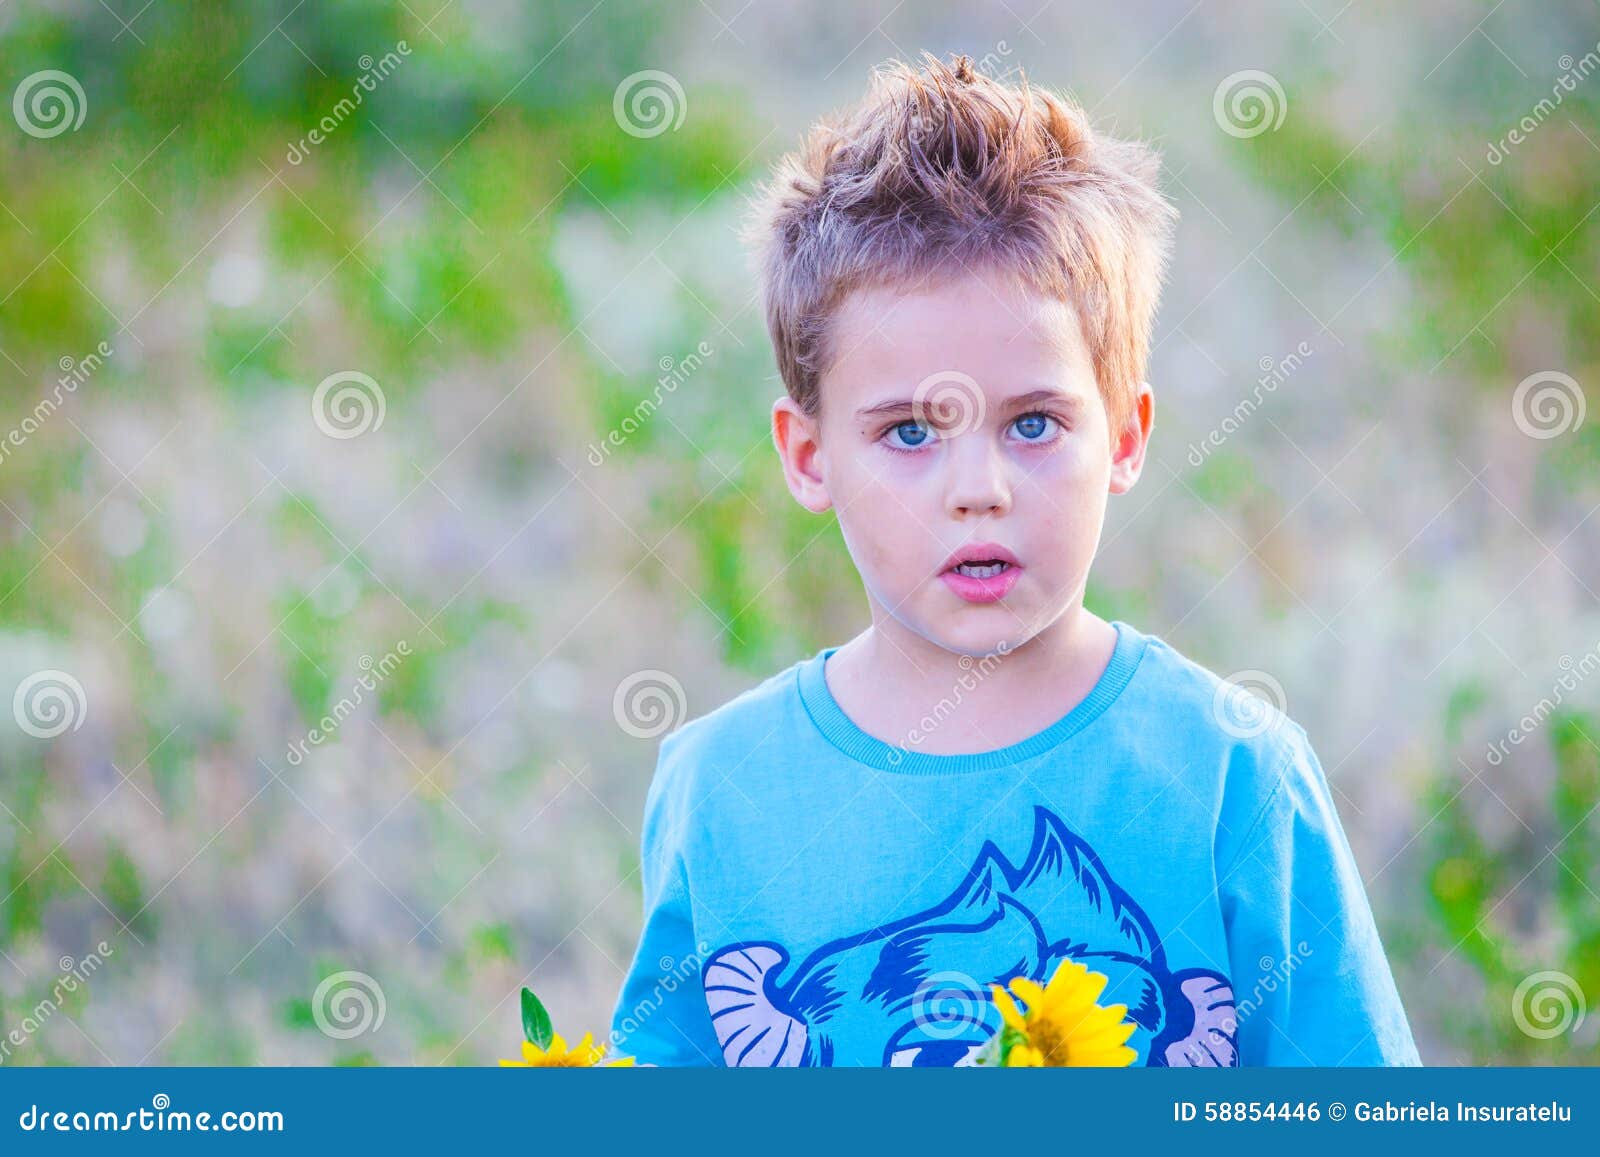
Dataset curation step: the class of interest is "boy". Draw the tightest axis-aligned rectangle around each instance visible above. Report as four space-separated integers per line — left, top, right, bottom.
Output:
608 53 1420 1067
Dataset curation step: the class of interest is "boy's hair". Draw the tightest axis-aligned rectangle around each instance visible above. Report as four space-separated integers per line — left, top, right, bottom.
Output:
744 52 1177 438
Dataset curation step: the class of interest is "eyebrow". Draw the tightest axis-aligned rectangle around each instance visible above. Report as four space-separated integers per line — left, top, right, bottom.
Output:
855 387 1083 421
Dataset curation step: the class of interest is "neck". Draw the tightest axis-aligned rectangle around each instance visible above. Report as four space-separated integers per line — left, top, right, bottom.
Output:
825 601 1119 755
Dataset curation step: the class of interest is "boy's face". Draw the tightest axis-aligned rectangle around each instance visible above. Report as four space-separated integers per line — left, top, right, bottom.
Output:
772 268 1152 659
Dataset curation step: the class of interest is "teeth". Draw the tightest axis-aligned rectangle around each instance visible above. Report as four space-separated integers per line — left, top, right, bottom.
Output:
953 561 1007 578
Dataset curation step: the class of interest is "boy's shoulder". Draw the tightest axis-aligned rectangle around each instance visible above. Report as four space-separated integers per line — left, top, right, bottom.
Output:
1121 621 1312 756
1125 623 1331 840
646 652 814 796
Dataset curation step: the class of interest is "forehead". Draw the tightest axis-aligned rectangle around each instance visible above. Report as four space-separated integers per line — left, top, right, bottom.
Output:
821 269 1093 403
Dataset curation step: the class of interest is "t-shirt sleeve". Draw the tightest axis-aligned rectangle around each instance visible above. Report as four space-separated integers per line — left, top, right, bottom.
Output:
1217 723 1422 1066
608 736 723 1065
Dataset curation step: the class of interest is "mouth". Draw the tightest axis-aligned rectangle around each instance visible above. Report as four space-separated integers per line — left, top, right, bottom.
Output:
948 560 1012 578
939 544 1022 603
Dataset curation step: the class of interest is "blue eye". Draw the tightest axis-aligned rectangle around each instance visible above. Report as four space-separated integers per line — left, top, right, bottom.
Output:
886 420 933 449
1012 413 1057 441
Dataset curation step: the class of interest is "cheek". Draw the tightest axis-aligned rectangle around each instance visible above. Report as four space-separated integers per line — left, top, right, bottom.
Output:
830 444 930 514
830 462 932 586
1013 446 1110 533
1021 432 1112 490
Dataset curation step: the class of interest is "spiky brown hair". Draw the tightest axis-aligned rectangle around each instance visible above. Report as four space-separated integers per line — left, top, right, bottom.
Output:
744 52 1177 438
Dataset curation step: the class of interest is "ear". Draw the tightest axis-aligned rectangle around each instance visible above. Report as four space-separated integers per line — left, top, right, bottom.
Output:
1108 381 1154 495
772 395 832 513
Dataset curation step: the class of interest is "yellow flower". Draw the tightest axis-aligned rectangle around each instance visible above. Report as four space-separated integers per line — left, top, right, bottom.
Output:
1006 1044 1045 1067
990 959 1138 1067
499 1031 636 1068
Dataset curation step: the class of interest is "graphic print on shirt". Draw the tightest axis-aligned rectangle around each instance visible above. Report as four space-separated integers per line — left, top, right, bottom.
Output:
701 805 1237 1067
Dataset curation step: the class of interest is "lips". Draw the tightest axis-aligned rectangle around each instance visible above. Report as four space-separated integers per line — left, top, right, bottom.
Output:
939 542 1022 603
940 543 1021 572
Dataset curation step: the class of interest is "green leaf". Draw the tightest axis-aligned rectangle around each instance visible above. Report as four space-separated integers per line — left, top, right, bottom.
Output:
520 986 553 1049
998 1025 1028 1066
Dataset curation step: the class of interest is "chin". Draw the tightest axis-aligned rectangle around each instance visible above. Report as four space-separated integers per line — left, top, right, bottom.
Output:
923 616 1029 660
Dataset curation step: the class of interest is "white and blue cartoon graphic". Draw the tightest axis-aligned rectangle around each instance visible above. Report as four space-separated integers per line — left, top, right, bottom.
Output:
702 805 1237 1066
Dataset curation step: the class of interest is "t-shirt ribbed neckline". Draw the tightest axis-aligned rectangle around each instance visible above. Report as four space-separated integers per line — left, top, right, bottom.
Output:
795 620 1148 774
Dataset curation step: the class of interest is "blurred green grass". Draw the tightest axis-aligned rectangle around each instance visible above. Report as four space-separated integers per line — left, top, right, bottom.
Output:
1 1 1597 1065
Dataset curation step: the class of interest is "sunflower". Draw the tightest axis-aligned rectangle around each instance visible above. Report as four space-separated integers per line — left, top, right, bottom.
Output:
988 959 1138 1067
500 1031 636 1068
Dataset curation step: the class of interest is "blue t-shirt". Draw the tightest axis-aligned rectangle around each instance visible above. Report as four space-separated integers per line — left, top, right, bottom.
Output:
608 620 1421 1067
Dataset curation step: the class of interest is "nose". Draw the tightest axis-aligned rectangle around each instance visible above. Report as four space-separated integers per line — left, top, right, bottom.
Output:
943 435 1012 518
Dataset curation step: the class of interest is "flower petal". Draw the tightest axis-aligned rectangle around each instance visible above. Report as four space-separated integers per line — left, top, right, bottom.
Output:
1006 1044 1044 1068
1045 959 1087 997
991 985 1027 1032
1011 977 1047 1010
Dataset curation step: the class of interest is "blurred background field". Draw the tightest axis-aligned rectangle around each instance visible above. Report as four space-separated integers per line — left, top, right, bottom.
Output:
0 0 1597 1065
